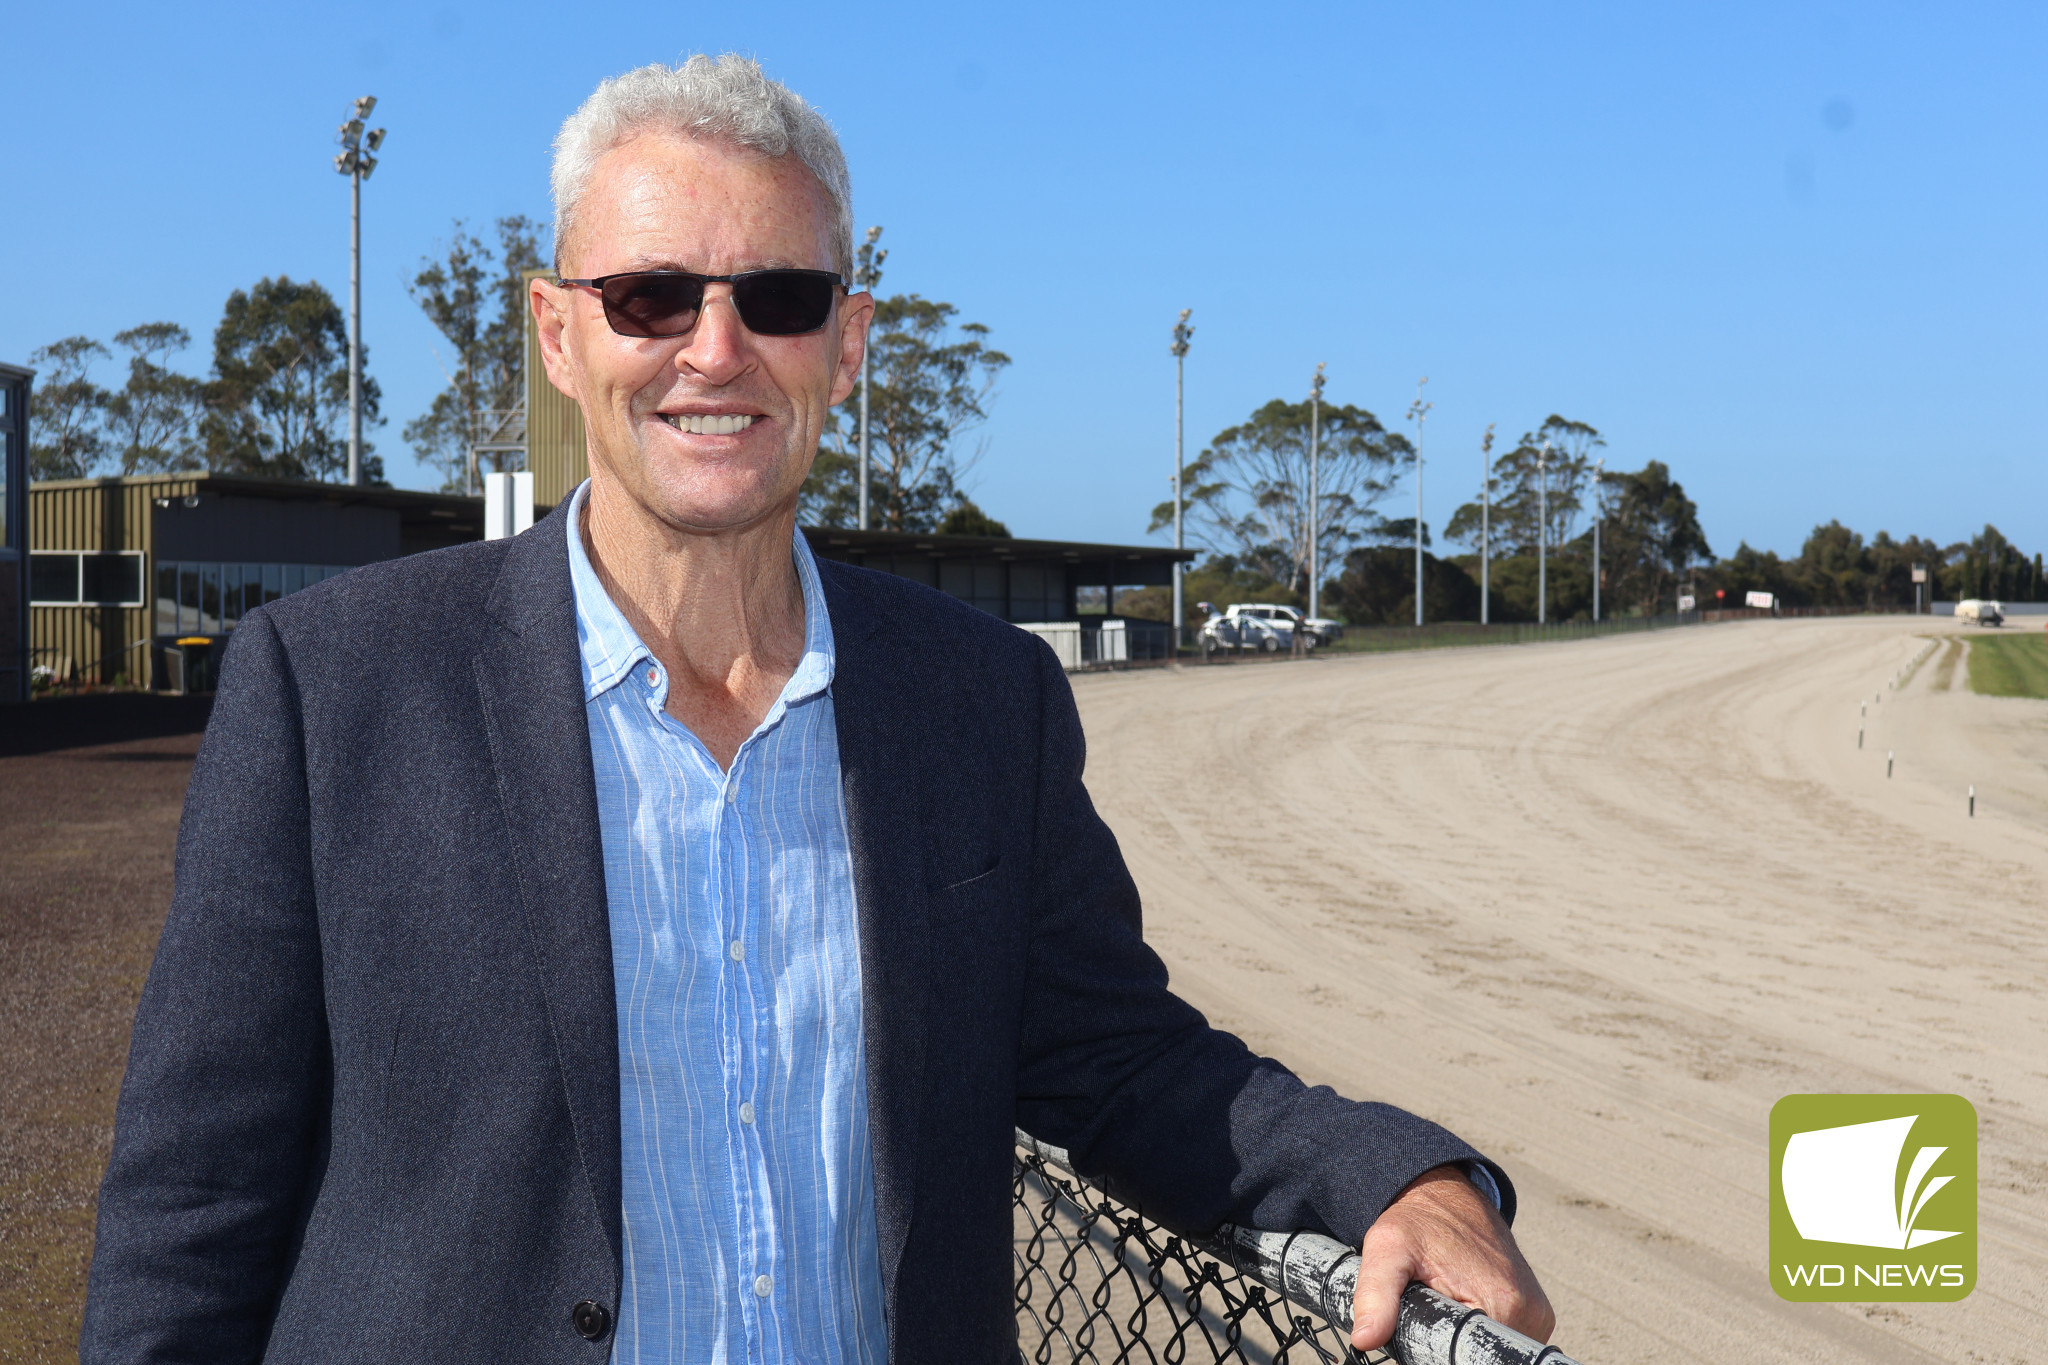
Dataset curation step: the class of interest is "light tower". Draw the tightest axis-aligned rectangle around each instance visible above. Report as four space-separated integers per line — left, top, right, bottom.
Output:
333 96 385 487
853 226 886 530
1479 423 1494 625
1407 377 1431 625
1592 456 1605 623
1308 362 1325 621
1536 439 1552 624
1170 310 1194 648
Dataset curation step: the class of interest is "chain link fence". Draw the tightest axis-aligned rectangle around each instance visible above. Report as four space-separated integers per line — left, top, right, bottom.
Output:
1013 1133 1583 1365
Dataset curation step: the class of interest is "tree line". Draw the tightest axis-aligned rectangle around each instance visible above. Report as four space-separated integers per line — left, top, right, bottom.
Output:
1144 400 1711 626
28 212 1013 531
28 280 385 484
1704 522 2044 610
1152 386 2048 626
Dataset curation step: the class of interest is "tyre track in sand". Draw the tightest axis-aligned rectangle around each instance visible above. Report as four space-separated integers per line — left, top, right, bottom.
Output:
1070 617 2047 1365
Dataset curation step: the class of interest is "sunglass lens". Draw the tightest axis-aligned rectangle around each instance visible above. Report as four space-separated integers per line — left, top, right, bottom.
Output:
733 272 836 335
601 274 704 337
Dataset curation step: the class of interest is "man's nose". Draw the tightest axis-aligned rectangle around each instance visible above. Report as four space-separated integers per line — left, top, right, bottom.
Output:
674 284 750 382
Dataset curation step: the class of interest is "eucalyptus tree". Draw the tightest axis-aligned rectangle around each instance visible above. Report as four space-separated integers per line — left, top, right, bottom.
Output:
404 216 545 491
1154 397 1410 595
26 336 111 479
1445 415 1603 556
104 322 205 473
201 276 383 483
801 293 1010 532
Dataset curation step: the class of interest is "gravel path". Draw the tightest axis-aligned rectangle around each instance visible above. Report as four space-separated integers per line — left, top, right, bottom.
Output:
0 697 207 1364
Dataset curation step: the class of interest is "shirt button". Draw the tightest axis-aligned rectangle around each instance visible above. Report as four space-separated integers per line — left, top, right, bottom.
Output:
754 1274 772 1298
645 668 658 686
729 939 745 962
724 783 739 805
739 1101 755 1124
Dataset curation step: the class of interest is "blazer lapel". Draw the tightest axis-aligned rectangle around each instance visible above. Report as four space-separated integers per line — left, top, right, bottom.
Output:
820 561 931 1314
472 506 623 1280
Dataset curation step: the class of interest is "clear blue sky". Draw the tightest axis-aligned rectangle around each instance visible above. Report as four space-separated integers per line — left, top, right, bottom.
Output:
3 1 2042 558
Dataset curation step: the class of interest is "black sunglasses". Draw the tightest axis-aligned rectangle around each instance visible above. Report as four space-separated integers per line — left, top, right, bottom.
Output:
554 268 847 338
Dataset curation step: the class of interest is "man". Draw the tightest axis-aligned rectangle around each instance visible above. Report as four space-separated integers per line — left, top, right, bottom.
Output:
82 56 1550 1363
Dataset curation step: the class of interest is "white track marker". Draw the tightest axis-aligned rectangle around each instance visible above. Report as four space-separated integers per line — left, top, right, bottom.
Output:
1970 785 1976 818
1888 751 1894 779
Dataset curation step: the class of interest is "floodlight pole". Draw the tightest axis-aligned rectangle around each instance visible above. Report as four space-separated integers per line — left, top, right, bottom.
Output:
349 170 361 485
854 226 885 531
333 96 383 487
1308 362 1325 621
1407 378 1431 626
1170 310 1194 649
1479 424 1494 625
1592 456 1604 623
1537 439 1551 624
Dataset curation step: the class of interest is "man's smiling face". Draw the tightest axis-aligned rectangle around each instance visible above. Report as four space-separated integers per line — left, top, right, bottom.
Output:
533 133 868 535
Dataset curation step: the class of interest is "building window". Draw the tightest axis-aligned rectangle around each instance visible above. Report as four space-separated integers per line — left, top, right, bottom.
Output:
30 552 146 606
153 561 351 636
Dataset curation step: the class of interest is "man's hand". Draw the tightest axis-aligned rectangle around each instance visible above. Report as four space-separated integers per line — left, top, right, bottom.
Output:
1349 1164 1554 1352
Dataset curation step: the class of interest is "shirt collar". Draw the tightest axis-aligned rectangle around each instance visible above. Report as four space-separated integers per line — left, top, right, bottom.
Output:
565 480 836 706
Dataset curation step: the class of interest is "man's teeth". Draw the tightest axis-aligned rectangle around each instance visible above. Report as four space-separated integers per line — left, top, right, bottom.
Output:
662 413 757 435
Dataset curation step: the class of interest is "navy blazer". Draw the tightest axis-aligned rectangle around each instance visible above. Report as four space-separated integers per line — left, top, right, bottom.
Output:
81 501 1510 1364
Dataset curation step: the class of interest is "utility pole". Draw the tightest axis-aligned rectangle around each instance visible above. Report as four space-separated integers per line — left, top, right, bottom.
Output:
1592 456 1604 623
1407 378 1431 625
1308 362 1326 621
1170 310 1193 649
1479 424 1495 625
333 96 384 487
1537 439 1551 624
853 226 886 530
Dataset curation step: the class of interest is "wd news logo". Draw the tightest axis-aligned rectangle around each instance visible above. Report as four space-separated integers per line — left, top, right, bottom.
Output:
1770 1094 1976 1302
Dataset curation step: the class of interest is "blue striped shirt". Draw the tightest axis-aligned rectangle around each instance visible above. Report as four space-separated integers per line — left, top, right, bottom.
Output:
566 483 887 1365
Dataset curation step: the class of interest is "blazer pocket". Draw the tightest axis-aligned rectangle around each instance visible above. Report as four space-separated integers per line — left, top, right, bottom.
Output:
929 858 1004 925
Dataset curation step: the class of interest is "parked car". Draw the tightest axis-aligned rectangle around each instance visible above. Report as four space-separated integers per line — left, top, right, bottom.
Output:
1196 602 1338 654
1956 599 2004 627
1197 602 1284 653
1236 603 1343 645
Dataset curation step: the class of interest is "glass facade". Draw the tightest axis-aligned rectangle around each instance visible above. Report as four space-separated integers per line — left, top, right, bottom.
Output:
154 560 350 636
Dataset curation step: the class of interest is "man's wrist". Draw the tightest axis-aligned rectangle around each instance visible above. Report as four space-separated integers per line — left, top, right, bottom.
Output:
1462 1160 1503 1211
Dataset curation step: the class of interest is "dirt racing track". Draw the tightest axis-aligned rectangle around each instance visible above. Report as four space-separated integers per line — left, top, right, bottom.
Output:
1071 617 2048 1365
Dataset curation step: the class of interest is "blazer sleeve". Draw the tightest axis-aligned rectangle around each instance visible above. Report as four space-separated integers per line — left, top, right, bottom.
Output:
1011 645 1516 1246
81 611 330 1364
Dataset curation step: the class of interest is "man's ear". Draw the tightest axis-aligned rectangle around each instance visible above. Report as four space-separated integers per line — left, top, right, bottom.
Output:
530 278 581 402
829 290 874 409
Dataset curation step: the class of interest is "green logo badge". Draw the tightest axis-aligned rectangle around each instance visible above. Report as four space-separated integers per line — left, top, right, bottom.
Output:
1770 1094 1976 1301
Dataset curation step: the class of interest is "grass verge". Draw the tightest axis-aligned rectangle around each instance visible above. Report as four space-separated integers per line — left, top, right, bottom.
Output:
1967 630 2048 698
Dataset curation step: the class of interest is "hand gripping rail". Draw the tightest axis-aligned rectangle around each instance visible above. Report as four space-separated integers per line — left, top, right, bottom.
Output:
1015 1131 1584 1365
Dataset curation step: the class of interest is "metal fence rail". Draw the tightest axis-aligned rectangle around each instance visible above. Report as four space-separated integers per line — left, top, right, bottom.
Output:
1322 614 1690 656
1014 1132 1583 1365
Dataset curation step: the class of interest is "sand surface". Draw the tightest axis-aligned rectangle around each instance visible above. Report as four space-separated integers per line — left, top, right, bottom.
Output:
1068 617 2048 1364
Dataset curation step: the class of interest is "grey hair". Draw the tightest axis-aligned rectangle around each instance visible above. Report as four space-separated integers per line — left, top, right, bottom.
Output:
550 54 854 277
